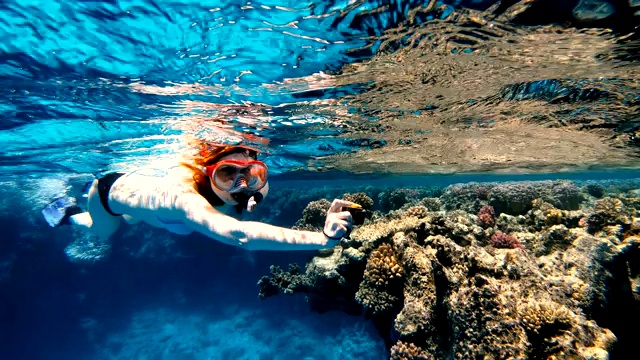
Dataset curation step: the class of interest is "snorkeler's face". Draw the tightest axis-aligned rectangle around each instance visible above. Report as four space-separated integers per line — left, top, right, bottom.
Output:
205 152 269 206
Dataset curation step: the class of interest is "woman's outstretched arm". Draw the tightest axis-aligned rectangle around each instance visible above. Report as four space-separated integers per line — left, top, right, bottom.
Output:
179 193 354 251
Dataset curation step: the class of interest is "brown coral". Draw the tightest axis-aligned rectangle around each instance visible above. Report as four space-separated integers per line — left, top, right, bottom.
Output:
517 299 573 335
390 341 430 360
293 199 331 230
343 192 374 210
362 243 403 288
355 243 404 314
418 197 442 211
586 197 631 233
404 205 429 219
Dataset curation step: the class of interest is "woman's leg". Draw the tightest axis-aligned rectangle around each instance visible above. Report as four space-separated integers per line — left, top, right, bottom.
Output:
86 179 122 239
69 212 93 227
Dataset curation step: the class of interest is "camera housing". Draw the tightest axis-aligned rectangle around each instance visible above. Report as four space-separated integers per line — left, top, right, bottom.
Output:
343 206 367 226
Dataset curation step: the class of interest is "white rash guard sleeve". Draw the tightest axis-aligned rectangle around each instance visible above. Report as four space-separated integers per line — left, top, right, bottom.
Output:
179 193 336 251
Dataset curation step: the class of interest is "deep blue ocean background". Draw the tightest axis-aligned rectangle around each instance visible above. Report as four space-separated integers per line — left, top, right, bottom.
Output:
1 0 639 359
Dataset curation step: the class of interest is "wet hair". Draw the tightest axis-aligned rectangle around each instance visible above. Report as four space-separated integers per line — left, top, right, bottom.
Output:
181 142 258 212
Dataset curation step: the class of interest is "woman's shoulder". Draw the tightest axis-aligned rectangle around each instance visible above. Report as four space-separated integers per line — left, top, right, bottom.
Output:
125 164 185 178
118 163 197 193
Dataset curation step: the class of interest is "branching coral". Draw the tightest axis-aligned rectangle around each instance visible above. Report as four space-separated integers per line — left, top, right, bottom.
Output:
517 299 573 336
257 264 311 299
362 243 403 288
404 205 429 219
490 231 523 249
476 205 495 228
389 341 431 360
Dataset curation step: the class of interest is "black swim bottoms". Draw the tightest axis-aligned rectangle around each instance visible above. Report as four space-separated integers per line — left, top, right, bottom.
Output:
97 172 125 216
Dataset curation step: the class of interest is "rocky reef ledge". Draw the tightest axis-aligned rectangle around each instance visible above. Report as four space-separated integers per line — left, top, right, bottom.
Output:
258 181 640 359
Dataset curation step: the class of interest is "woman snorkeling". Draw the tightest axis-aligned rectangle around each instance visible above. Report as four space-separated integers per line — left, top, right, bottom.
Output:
51 143 358 251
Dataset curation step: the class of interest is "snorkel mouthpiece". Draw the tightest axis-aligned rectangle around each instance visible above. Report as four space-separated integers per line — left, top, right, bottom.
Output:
231 191 264 212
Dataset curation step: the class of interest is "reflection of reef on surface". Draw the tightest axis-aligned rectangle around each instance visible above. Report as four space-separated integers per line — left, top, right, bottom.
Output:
258 179 640 359
292 1 640 175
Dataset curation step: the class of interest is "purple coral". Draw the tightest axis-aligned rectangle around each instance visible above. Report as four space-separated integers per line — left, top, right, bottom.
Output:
477 205 495 228
490 231 523 249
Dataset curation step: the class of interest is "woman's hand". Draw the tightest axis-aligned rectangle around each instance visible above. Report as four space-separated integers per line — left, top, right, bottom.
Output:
323 199 359 240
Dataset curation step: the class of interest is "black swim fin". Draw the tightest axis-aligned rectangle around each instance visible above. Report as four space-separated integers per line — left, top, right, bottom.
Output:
42 196 82 228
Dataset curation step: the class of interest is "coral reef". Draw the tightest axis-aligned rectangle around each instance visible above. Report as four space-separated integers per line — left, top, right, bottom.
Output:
378 188 439 212
440 183 491 213
441 180 587 216
259 179 640 359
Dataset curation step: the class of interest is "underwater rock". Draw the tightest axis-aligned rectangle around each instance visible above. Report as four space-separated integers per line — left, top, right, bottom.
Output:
260 188 640 358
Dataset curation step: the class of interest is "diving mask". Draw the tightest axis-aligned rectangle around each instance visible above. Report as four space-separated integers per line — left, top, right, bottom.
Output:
203 160 268 193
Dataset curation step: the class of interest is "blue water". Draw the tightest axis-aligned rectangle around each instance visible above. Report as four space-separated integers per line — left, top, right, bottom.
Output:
1 0 639 359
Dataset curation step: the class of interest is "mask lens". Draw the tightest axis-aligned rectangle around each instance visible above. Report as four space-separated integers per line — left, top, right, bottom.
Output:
212 161 267 191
